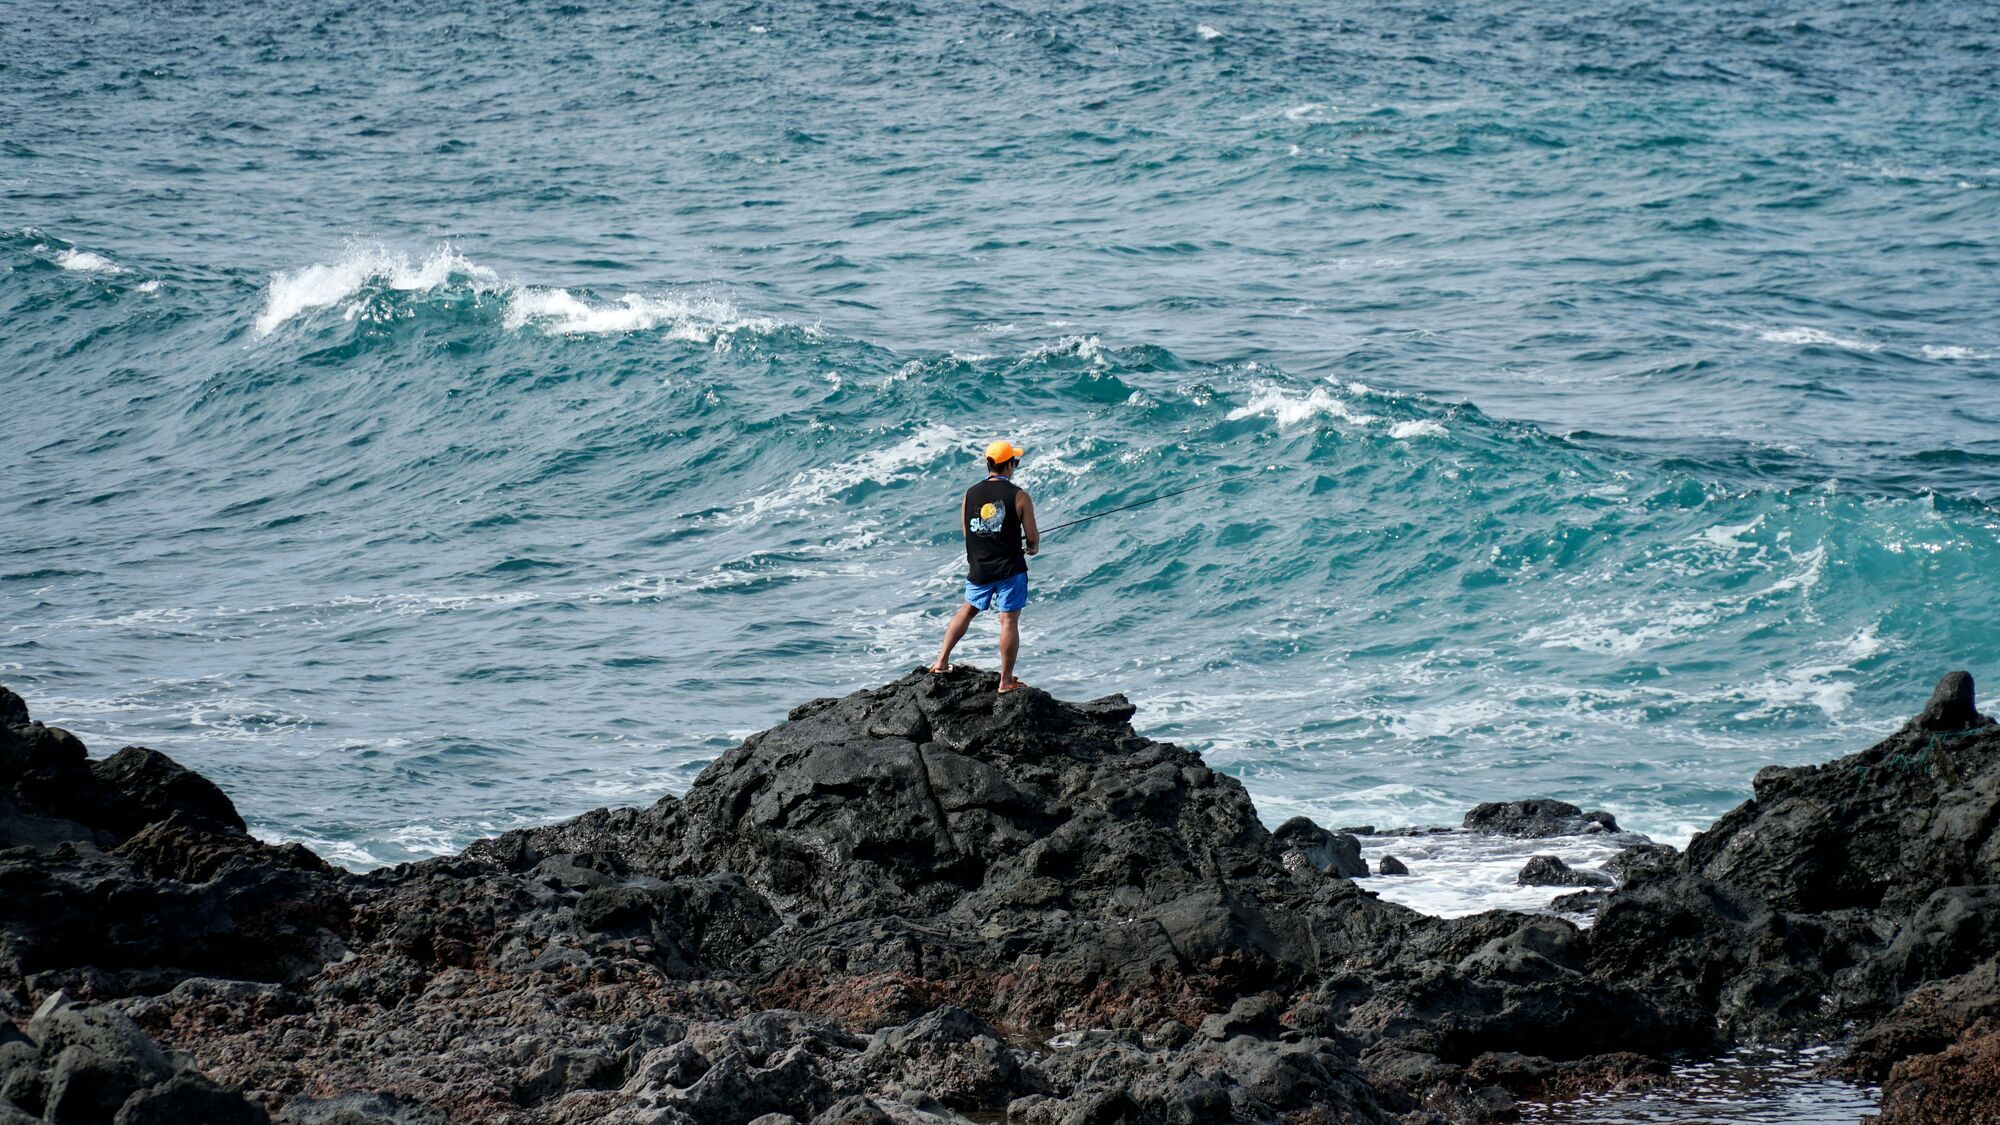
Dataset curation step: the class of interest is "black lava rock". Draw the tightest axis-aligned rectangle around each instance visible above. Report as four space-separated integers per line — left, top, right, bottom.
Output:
2 667 1998 1124
1272 816 1368 878
1463 799 1620 838
1516 855 1614 888
1915 670 1991 732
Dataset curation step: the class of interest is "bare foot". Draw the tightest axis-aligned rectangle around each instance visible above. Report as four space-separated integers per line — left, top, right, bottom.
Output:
997 677 1025 694
928 660 950 674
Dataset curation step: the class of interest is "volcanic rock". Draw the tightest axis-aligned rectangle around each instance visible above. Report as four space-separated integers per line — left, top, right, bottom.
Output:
1516 855 1613 888
1873 1018 2000 1125
0 666 1997 1123
1915 670 1991 733
1272 816 1369 878
1603 843 1679 887
1462 799 1619 838
0 993 265 1125
1376 855 1409 876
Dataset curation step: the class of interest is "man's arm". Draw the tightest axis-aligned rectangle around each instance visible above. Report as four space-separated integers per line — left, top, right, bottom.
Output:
1018 490 1040 555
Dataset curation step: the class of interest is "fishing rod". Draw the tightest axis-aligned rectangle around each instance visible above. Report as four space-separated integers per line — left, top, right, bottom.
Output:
1040 467 1267 537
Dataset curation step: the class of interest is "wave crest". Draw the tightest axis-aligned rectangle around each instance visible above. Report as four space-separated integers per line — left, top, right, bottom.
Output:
254 242 786 342
256 243 498 335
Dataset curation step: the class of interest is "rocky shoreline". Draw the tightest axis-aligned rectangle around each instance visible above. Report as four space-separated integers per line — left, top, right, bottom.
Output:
3 668 1997 1124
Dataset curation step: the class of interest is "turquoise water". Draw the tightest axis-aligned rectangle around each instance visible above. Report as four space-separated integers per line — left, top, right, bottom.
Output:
4 0 1998 869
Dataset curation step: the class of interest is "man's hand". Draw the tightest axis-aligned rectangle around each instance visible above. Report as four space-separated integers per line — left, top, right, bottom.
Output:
1019 489 1040 555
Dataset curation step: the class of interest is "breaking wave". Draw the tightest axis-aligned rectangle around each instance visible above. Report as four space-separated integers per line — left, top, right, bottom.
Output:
254 242 790 343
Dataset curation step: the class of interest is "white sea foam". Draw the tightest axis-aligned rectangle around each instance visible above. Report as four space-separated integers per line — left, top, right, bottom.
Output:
1385 698 1508 739
1752 544 1825 598
1227 384 1379 427
256 830 378 869
1523 613 1710 656
1387 419 1447 439
1729 623 1884 721
1921 344 1997 360
386 823 460 857
256 243 497 335
1691 515 1764 551
1313 257 1409 272
719 424 967 526
1352 830 1637 920
1196 23 1223 40
53 247 124 273
1024 334 1107 363
184 697 312 740
1734 664 1855 719
1741 323 1884 353
135 279 161 294
503 287 778 340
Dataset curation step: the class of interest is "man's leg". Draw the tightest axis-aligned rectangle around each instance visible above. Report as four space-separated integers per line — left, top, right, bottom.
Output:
997 611 1021 691
931 603 979 672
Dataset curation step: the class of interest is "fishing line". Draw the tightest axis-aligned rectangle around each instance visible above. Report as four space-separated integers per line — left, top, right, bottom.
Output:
1040 467 1269 537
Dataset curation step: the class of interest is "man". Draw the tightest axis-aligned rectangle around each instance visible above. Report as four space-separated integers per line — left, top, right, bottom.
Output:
930 440 1040 692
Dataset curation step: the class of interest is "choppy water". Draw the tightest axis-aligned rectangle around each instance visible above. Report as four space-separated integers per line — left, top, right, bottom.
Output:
5 0 1997 918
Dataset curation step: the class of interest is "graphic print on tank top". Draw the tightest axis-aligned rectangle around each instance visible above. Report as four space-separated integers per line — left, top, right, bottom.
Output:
969 501 1006 535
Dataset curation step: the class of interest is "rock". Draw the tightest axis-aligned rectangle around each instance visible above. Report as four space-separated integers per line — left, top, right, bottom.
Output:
1272 817 1368 878
1548 889 1613 915
0 1039 41 1117
114 1072 272 1125
860 1005 1026 1109
1515 855 1613 888
1684 693 2000 917
664 669 1281 928
1464 1050 1667 1100
530 850 629 891
1884 885 2000 987
1359 1044 1461 1090
0 686 26 727
809 1096 892 1125
1603 843 1679 886
1914 670 1991 732
574 882 659 932
1842 957 2000 1082
514 1046 622 1104
277 1092 448 1124
91 745 248 837
1874 1019 2000 1125
1374 855 1409 876
1195 994 1282 1041
1463 799 1619 838
35 1004 174 1123
3 669 2000 1125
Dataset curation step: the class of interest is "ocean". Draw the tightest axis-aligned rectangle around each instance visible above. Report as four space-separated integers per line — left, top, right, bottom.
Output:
5 0 1997 940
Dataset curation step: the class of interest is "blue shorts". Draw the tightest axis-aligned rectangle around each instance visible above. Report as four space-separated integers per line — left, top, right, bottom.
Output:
964 571 1029 613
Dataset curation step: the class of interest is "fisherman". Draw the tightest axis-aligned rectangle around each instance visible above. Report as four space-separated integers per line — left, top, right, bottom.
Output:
930 440 1039 692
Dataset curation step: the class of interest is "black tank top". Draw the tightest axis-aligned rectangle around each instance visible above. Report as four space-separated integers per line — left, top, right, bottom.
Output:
963 476 1027 584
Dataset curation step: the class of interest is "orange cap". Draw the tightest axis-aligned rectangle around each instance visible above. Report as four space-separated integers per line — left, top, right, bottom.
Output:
985 439 1026 463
